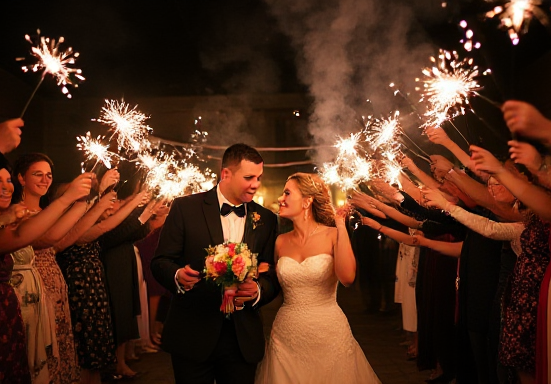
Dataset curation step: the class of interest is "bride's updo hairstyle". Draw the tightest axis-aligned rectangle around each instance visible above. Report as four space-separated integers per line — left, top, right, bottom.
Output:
287 172 336 227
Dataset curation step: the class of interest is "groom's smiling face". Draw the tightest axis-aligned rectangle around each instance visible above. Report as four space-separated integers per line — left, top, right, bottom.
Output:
220 160 263 205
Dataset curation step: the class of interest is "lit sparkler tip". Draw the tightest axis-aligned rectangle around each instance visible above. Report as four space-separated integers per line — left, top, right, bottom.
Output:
485 0 547 45
20 30 85 98
95 99 152 155
76 131 116 169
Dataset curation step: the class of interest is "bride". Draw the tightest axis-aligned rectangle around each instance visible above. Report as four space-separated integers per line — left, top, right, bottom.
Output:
255 173 381 384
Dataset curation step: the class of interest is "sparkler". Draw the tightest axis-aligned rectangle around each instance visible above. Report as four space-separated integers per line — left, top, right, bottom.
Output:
76 132 119 172
93 100 153 155
366 111 401 150
459 20 482 52
417 50 482 119
320 132 373 191
18 30 85 117
486 0 548 45
137 151 216 201
417 50 500 146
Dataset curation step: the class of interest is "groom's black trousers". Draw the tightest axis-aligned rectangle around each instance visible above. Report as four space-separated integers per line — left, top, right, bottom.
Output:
170 319 257 384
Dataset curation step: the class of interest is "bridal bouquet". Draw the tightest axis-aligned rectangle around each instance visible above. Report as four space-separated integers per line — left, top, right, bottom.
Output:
204 242 258 316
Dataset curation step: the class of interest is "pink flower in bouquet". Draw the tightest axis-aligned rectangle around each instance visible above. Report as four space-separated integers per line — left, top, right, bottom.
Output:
231 256 246 278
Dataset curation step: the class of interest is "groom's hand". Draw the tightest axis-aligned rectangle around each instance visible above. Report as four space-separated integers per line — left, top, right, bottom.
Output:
176 265 201 291
234 277 259 308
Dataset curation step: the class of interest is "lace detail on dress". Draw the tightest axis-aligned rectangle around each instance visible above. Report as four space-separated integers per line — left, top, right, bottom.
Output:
256 254 380 384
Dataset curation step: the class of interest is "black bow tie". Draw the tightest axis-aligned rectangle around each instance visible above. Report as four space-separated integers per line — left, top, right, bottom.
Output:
220 203 246 218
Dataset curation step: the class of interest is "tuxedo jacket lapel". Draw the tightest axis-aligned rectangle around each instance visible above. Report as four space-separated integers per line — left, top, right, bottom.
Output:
203 188 224 246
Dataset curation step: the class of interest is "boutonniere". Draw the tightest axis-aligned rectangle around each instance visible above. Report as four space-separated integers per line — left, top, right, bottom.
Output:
249 211 263 230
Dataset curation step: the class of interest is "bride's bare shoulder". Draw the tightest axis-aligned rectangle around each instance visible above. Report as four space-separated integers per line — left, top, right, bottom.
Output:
276 231 293 244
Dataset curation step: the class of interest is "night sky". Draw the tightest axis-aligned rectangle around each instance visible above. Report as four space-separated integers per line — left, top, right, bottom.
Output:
0 0 302 98
1 0 551 158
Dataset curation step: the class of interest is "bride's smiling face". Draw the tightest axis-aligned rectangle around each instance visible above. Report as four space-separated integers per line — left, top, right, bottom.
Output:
0 168 14 210
278 179 309 219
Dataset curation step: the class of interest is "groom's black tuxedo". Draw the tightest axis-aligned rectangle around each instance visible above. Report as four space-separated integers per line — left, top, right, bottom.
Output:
151 186 280 365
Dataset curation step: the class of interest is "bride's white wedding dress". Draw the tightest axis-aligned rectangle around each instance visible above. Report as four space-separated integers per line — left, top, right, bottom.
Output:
256 254 381 384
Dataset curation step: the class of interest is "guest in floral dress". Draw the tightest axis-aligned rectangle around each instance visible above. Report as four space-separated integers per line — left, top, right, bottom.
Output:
12 153 83 383
499 213 550 378
56 190 155 384
0 156 31 383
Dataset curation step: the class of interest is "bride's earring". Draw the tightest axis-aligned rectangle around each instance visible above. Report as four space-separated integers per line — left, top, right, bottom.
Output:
21 186 26 201
303 204 309 221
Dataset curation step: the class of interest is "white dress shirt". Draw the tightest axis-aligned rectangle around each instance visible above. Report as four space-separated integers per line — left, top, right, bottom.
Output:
217 185 247 243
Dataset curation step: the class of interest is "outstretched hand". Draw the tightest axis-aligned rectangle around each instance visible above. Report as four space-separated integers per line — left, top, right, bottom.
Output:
99 168 120 195
421 187 452 211
0 118 23 154
502 100 551 143
348 191 387 219
508 140 542 171
0 203 31 228
425 126 451 145
470 145 504 175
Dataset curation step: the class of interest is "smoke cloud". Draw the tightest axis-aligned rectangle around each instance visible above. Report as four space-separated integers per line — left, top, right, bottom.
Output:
263 0 443 161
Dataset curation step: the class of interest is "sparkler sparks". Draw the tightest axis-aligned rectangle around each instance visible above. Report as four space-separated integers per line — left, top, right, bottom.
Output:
417 50 481 118
137 151 216 201
320 132 374 191
76 132 118 171
19 30 85 98
486 0 548 45
365 111 401 150
94 100 153 155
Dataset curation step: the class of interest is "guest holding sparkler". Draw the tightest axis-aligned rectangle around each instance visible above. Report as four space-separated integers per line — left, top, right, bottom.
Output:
469 145 551 384
6 172 92 383
99 181 168 379
0 118 24 156
502 101 551 148
354 179 463 383
0 155 32 384
55 188 154 384
10 154 120 384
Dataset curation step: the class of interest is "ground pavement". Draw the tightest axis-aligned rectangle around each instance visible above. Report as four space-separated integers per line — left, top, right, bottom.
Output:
109 284 431 384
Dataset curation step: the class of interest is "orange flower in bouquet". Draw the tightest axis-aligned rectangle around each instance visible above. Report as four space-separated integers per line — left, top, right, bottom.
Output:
204 242 258 316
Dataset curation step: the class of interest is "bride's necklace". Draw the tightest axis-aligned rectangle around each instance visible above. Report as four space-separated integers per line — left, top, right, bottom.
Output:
308 223 320 238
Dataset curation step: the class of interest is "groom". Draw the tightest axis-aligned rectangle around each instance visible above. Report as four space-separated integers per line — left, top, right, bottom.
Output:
151 143 280 384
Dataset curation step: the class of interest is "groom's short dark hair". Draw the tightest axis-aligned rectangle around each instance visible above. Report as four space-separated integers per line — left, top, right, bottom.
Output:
221 143 263 170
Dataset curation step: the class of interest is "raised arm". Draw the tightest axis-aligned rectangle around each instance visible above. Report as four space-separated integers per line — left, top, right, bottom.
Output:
502 100 551 147
333 206 357 286
423 187 524 243
425 126 474 171
76 190 149 244
402 156 441 190
508 140 551 190
471 144 551 221
32 201 89 250
350 191 422 229
416 236 463 257
54 192 116 252
360 215 418 246
0 173 92 254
